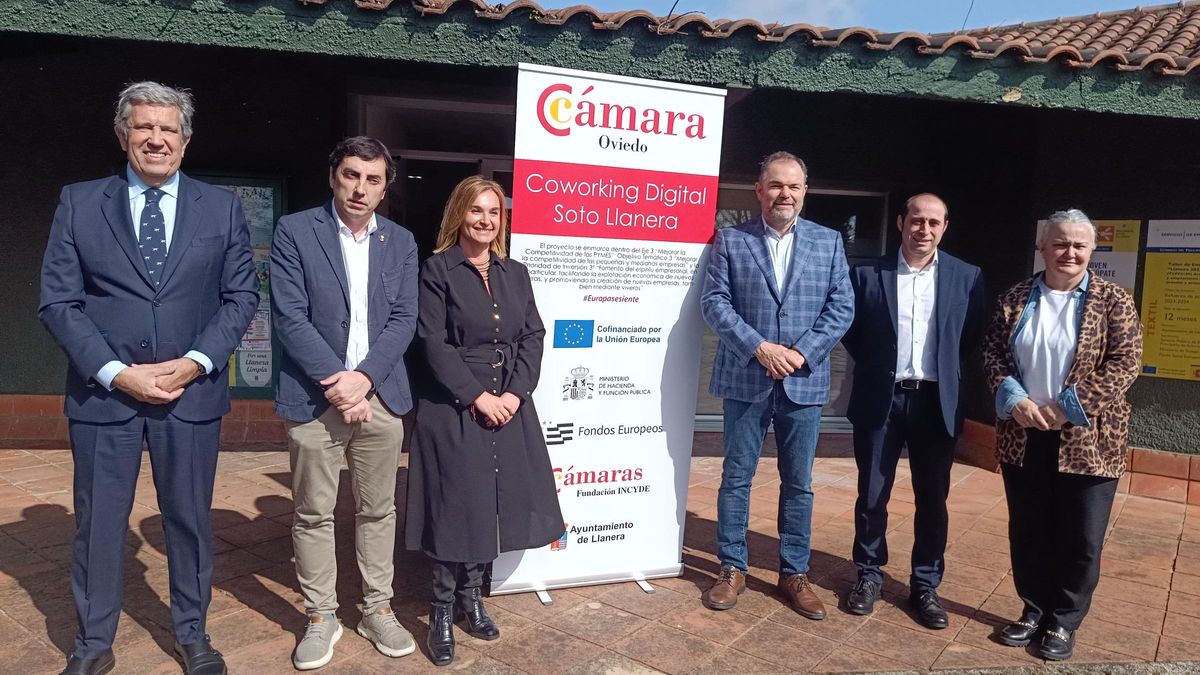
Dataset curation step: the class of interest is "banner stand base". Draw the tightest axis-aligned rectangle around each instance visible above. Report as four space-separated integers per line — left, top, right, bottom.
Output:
535 590 554 606
634 579 656 594
492 565 683 596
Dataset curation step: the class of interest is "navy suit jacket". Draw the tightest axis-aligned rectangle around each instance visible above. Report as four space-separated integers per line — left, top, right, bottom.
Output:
270 204 418 422
38 173 260 423
842 250 987 437
701 217 855 405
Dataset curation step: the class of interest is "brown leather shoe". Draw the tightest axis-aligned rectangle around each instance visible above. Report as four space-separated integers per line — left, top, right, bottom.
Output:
702 565 746 610
779 573 826 620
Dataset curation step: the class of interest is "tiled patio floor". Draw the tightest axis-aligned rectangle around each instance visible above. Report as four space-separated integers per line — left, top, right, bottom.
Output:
3 438 1200 674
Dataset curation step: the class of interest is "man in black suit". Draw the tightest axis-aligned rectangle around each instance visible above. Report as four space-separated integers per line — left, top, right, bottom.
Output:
841 193 987 628
39 82 258 675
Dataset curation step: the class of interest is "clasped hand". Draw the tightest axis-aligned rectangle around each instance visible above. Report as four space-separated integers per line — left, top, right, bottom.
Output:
112 358 201 404
472 392 521 428
1012 398 1069 431
321 370 374 424
755 341 806 380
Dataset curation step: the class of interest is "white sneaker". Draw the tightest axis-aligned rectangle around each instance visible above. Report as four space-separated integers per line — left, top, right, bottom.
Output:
292 613 343 670
357 607 416 657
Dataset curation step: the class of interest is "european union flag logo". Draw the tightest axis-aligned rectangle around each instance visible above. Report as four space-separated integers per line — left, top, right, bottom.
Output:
554 320 594 348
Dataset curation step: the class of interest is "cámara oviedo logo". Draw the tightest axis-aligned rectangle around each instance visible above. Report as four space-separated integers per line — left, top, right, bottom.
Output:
536 83 708 139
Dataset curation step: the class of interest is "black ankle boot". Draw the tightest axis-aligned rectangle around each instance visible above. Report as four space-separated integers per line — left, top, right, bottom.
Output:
427 602 455 666
458 587 500 640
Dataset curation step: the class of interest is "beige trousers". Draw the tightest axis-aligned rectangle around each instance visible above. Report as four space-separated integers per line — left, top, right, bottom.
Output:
287 395 403 615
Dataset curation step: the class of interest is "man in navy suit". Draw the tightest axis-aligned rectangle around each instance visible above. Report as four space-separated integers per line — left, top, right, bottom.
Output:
270 137 418 670
841 193 987 628
39 82 258 675
700 152 854 619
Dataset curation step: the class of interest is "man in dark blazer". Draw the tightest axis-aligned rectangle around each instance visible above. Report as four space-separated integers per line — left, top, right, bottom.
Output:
841 193 987 628
700 151 854 620
38 82 258 675
270 137 418 670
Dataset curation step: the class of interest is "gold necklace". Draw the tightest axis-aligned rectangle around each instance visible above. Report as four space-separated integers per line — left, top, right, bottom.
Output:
470 256 490 279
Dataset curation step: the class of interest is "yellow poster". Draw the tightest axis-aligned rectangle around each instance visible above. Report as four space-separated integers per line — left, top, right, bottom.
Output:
1033 219 1139 293
1141 220 1200 381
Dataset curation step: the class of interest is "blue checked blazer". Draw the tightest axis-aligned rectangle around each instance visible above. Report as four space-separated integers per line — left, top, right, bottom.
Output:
702 217 854 405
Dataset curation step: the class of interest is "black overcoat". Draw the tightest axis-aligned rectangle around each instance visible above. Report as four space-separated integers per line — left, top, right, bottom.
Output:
404 245 564 563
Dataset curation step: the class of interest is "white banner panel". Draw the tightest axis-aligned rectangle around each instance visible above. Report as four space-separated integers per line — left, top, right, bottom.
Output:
492 63 726 593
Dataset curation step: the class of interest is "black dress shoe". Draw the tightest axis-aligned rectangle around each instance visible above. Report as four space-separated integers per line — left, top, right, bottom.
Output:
846 577 881 615
458 587 500 640
908 589 949 629
60 650 115 675
428 602 455 666
1039 626 1075 661
174 636 227 675
997 614 1040 647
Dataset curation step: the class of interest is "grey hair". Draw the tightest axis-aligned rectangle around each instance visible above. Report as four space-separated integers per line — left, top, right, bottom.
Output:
758 151 809 184
114 81 195 139
1037 209 1097 246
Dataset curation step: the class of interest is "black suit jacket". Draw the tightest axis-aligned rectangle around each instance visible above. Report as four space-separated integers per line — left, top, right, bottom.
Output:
842 250 987 437
38 172 260 423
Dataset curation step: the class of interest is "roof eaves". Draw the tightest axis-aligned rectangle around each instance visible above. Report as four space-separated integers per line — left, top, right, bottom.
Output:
315 0 1200 79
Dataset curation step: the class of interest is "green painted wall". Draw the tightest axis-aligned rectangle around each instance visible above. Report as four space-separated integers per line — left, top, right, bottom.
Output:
3 32 1198 453
1 0 1198 120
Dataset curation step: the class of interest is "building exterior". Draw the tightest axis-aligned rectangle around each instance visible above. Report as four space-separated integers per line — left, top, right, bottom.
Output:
2 0 1198 460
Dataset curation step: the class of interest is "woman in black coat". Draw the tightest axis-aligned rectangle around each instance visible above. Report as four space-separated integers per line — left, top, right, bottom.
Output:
405 175 563 666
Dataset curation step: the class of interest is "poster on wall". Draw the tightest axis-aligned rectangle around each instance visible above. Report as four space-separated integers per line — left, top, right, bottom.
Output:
200 180 282 391
1032 219 1140 293
1141 220 1200 381
495 63 726 593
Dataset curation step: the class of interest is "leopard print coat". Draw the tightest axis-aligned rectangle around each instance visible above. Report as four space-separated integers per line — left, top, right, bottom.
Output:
983 274 1143 478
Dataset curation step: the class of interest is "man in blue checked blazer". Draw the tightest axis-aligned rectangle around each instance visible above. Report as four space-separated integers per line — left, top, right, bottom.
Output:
700 151 854 620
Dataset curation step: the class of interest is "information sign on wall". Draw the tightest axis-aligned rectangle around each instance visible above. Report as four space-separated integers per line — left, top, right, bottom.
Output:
1141 220 1200 381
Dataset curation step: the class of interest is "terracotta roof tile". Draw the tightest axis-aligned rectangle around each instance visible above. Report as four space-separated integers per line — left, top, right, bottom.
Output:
959 1 1200 74
318 0 1200 77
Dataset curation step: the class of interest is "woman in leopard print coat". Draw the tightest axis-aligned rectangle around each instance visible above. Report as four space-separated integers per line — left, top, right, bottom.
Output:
982 210 1142 662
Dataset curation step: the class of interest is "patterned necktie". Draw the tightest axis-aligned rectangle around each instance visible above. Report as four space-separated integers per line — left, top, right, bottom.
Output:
140 188 167 287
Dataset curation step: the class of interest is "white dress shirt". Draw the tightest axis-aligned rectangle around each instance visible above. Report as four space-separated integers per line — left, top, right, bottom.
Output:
895 250 939 382
763 217 795 292
335 206 379 371
1013 280 1080 406
95 167 213 390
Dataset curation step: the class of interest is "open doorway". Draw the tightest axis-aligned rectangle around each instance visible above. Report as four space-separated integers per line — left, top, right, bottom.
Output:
390 152 514 259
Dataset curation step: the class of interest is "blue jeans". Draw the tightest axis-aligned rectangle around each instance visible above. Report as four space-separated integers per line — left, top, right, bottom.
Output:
716 383 821 576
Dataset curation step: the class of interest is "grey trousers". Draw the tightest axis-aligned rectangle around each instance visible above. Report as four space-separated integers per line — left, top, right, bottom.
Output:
287 395 403 615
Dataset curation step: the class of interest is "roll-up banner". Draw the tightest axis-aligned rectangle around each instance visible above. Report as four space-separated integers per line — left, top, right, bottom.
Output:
493 63 726 593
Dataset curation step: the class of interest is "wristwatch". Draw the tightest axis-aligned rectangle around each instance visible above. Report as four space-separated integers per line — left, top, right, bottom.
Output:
187 358 205 377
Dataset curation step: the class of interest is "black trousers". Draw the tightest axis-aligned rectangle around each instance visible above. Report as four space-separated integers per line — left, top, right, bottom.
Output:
69 415 220 658
1001 429 1118 631
431 559 489 604
852 382 956 591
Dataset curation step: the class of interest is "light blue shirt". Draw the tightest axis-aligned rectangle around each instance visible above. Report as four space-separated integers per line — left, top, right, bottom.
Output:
994 272 1091 428
129 167 180 248
763 217 795 292
95 167 214 391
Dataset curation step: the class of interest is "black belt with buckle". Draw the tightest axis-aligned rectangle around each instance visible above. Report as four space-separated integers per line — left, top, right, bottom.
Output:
896 379 935 390
458 344 515 369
